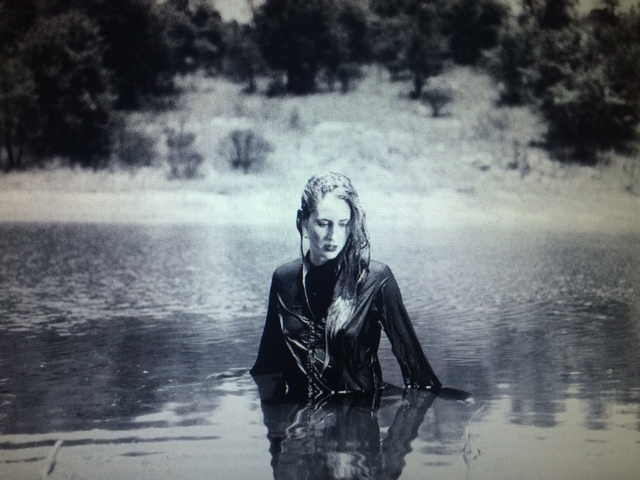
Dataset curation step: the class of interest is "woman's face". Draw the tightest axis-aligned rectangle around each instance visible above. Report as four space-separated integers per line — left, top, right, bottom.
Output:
305 194 352 266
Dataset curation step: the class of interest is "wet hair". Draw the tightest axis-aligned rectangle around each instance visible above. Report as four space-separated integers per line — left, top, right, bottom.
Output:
296 173 370 361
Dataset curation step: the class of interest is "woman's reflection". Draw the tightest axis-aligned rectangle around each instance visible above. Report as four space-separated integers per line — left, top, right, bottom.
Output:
254 374 438 480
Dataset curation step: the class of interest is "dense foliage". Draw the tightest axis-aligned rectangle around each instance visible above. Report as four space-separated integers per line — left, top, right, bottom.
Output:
254 0 370 94
1 0 639 170
0 0 224 168
487 0 640 161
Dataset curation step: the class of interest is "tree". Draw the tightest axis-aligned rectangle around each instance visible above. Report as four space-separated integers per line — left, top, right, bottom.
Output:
540 30 629 162
483 20 539 105
324 0 370 92
442 0 508 66
1 0 227 169
159 1 200 73
543 71 640 163
587 0 620 26
487 1 640 162
255 0 369 94
19 11 114 165
538 7 640 161
29 0 176 109
0 56 37 170
255 0 333 94
539 0 577 30
97 0 175 108
486 0 580 106
160 0 225 74
371 0 448 98
189 0 225 71
520 0 578 30
224 21 264 93
0 0 39 169
405 5 447 98
0 0 38 49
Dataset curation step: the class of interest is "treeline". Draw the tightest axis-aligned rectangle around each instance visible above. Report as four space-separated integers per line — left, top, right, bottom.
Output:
1 0 639 172
0 0 225 170
487 0 640 164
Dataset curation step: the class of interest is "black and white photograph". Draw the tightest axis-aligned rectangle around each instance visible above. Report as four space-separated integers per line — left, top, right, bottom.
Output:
1 1 639 479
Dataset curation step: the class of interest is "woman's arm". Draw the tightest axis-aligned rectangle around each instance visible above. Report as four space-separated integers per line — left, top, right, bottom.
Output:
377 266 442 392
250 275 288 376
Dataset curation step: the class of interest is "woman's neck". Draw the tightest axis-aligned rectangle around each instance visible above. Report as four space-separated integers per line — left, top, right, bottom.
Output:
306 252 341 272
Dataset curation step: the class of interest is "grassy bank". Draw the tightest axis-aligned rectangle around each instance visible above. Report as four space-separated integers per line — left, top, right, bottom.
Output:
1 66 638 232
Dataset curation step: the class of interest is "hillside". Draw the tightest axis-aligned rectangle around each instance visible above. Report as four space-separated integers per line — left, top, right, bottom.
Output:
1 66 639 233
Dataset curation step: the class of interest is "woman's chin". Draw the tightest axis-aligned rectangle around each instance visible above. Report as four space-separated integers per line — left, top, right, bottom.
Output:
311 250 341 265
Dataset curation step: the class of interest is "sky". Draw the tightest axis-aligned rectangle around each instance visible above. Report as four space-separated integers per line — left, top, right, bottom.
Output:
212 0 260 23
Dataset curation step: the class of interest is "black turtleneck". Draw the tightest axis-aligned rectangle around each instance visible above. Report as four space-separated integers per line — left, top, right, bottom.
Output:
305 254 340 321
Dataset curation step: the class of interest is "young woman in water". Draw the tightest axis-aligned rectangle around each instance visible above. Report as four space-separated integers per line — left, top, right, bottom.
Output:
251 172 441 401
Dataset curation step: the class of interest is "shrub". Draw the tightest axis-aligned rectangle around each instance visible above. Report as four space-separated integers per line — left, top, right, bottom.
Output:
506 139 530 177
288 107 303 130
421 86 454 117
113 127 157 168
219 129 273 173
166 125 203 179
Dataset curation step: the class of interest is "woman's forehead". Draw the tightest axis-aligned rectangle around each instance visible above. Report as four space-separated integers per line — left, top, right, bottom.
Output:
314 194 351 219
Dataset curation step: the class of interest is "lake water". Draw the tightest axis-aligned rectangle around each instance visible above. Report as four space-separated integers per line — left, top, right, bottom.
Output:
1 222 639 479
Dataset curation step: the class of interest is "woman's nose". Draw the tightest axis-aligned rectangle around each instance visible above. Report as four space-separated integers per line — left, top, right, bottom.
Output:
326 226 334 239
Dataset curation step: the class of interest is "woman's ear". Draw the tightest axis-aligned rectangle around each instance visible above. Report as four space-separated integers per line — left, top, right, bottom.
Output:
296 209 305 235
297 211 310 239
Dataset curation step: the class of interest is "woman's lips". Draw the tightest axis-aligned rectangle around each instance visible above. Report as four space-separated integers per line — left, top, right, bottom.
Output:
324 245 337 252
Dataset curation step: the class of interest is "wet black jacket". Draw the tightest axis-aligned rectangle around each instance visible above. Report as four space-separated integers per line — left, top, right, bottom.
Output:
251 258 441 398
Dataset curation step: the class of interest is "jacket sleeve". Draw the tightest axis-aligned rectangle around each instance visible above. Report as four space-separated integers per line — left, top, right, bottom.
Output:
250 273 288 376
377 266 442 392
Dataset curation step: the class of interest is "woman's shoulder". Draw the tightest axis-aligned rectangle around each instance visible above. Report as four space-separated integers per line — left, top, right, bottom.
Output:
273 258 303 280
367 259 393 278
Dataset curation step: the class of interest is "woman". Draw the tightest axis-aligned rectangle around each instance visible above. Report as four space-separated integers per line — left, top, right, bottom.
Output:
251 172 441 401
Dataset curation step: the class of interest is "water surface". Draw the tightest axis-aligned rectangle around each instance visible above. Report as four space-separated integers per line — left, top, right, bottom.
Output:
1 223 639 479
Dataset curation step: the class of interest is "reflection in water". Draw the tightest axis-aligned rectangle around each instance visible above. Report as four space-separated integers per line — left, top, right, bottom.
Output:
255 376 436 480
0 313 248 433
487 295 640 430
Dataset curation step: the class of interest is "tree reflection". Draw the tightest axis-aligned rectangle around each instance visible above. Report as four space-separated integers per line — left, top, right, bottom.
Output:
488 296 640 431
253 375 457 480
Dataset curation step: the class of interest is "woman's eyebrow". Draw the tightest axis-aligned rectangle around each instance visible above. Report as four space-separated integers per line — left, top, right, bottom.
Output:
317 217 351 222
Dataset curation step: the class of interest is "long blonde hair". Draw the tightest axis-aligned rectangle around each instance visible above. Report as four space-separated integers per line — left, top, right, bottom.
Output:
296 173 370 361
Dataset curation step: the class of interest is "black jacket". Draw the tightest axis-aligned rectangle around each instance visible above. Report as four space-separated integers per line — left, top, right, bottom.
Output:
251 258 441 399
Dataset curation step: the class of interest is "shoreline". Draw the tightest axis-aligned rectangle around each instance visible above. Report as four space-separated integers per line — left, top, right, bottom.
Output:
1 180 638 235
